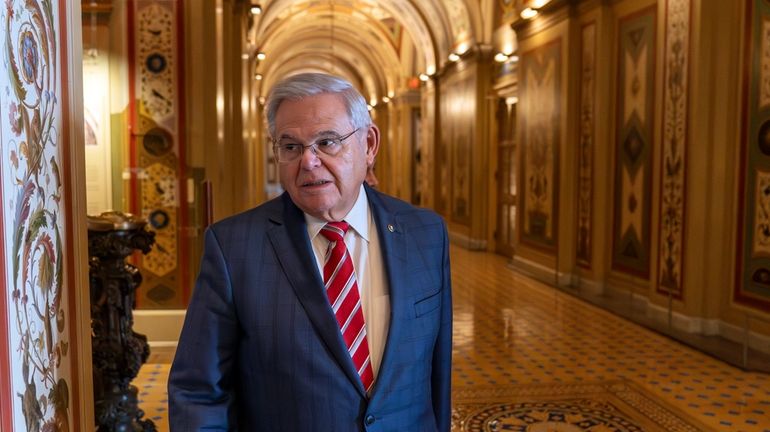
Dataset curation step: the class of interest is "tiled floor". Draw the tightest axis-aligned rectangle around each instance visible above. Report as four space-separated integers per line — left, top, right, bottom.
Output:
135 245 770 431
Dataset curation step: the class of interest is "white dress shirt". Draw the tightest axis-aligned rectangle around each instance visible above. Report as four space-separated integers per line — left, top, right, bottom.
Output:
305 185 390 382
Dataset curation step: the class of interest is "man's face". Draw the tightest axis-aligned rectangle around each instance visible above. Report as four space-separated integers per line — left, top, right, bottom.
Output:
274 93 379 221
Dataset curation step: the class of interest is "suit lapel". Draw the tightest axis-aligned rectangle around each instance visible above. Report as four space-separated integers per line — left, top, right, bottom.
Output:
365 187 409 397
266 193 367 397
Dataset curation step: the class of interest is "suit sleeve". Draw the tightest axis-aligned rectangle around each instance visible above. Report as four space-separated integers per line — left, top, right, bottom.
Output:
431 221 452 431
168 228 239 430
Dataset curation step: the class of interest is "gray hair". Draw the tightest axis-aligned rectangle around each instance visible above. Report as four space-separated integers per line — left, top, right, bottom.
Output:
265 73 371 138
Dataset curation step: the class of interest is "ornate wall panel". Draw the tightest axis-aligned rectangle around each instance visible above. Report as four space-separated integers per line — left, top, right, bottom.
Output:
439 68 475 226
577 22 597 269
420 86 436 209
518 39 562 252
129 0 188 308
1 0 80 429
657 0 690 298
611 6 656 278
736 0 770 310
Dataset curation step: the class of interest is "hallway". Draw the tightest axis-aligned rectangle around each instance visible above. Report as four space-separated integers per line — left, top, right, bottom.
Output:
136 246 770 431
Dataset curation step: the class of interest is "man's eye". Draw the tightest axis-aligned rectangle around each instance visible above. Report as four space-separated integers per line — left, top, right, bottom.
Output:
316 138 339 148
281 143 301 152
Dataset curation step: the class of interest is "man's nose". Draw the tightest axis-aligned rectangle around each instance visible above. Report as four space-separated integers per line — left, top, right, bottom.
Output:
299 144 322 169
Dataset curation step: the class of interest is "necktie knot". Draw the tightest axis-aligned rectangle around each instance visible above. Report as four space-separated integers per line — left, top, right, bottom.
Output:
321 221 349 243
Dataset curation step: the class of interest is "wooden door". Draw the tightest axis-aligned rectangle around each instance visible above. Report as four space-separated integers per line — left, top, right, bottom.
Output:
495 99 517 257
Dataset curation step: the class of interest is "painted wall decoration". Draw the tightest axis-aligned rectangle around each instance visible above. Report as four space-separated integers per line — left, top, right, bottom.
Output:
576 22 597 269
496 0 518 27
380 17 403 53
439 69 475 226
442 0 471 47
658 0 690 298
611 7 656 278
130 0 188 308
1 0 76 429
518 39 562 251
736 0 770 310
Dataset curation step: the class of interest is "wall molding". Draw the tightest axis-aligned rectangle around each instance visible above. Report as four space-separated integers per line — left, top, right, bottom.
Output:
449 230 487 251
133 309 186 346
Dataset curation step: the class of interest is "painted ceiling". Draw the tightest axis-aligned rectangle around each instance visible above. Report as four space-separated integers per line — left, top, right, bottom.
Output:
249 0 486 104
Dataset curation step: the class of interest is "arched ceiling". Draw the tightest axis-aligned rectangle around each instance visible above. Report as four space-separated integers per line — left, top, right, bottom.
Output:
250 0 483 102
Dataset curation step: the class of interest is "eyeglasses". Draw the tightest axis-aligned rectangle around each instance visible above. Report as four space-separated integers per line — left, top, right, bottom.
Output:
272 128 360 163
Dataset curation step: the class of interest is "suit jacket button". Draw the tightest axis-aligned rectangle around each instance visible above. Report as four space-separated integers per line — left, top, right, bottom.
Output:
365 414 375 425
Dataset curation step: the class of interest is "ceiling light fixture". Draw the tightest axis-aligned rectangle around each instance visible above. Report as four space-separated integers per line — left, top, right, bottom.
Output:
250 5 262 15
520 8 538 19
254 73 263 80
256 52 266 61
448 53 460 62
419 73 430 82
531 0 550 8
494 53 509 63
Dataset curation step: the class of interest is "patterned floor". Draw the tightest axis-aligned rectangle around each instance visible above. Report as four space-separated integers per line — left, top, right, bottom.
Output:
135 245 770 431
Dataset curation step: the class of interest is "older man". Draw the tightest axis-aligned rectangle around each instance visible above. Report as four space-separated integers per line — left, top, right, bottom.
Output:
168 73 452 431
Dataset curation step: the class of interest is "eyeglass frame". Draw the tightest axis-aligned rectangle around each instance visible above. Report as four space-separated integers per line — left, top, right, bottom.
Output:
271 128 361 163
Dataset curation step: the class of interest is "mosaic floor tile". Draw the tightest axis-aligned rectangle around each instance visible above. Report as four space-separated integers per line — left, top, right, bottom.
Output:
452 381 710 431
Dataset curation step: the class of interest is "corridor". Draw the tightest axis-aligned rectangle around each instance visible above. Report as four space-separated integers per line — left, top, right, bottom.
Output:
136 246 770 431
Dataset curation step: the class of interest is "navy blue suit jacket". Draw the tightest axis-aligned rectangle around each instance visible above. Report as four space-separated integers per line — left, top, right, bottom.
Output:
168 185 452 431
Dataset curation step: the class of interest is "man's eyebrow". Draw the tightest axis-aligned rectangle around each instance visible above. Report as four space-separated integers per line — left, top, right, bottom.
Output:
275 133 298 141
313 129 343 137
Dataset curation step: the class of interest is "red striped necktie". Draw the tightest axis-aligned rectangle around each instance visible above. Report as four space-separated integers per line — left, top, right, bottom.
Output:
320 221 374 392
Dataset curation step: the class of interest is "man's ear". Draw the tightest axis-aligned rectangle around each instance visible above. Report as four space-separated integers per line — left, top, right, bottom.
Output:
365 124 381 166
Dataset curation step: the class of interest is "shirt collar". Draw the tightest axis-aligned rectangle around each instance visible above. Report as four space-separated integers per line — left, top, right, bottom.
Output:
305 184 370 242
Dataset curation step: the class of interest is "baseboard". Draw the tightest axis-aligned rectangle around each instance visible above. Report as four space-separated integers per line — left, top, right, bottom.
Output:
133 309 186 347
643 299 706 333
568 275 605 295
714 318 770 355
510 255 554 284
510 255 574 287
640 300 770 355
448 230 487 251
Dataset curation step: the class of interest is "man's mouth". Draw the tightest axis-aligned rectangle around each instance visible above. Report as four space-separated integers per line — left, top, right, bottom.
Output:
302 180 331 187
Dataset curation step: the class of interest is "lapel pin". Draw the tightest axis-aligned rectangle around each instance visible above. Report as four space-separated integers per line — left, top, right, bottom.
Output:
387 224 395 232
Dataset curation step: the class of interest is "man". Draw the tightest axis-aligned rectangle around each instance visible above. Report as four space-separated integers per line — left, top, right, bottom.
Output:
168 72 452 431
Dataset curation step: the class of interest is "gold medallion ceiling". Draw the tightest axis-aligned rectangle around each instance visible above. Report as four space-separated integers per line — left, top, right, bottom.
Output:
249 0 483 102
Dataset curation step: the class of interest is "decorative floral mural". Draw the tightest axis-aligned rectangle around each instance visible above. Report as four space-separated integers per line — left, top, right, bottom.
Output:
519 39 561 252
132 0 187 308
576 22 596 269
1 0 72 430
658 0 690 298
611 7 656 278
736 0 770 310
